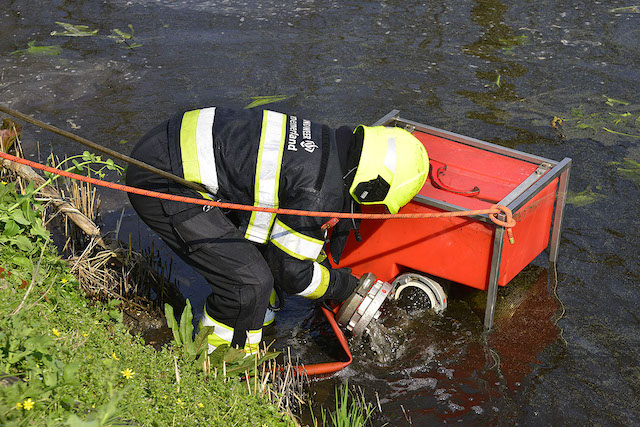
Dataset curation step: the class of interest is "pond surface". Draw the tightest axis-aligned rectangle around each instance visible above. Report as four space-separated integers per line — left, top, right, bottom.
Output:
2 0 639 424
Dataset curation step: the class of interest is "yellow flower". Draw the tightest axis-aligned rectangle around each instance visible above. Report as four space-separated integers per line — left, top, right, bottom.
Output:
23 398 34 411
61 277 68 284
120 369 135 379
15 402 23 409
197 402 204 408
52 328 60 337
81 332 88 337
176 398 184 406
111 352 119 361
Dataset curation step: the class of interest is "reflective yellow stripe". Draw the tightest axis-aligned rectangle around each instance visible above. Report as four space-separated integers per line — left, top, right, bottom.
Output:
263 290 277 326
201 311 234 345
270 219 324 261
180 107 219 194
263 308 276 326
180 110 200 183
297 262 330 300
201 311 262 354
245 329 262 354
245 110 286 243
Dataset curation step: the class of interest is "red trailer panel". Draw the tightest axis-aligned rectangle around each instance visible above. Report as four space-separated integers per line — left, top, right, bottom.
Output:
329 111 571 329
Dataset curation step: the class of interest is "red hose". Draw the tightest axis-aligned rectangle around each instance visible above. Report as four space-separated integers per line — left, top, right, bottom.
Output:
268 305 352 377
293 305 353 376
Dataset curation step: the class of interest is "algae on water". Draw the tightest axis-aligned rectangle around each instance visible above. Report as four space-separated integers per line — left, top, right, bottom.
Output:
566 187 606 207
611 158 640 185
561 96 640 142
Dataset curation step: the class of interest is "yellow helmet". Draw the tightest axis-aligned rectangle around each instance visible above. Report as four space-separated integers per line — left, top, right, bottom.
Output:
350 125 429 214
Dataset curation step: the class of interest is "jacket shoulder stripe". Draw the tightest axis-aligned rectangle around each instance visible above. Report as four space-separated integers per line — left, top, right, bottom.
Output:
195 108 218 194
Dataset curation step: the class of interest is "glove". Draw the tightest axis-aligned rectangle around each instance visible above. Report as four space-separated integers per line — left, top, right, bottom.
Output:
322 267 358 303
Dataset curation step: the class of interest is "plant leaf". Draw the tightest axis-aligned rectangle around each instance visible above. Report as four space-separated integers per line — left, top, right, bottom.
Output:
244 95 293 109
603 95 630 107
50 22 99 37
2 220 21 237
12 235 33 252
10 209 31 226
11 41 62 56
179 300 194 358
194 325 214 357
164 304 182 346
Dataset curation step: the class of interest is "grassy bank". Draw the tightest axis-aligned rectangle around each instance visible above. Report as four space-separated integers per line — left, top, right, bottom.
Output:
0 179 294 426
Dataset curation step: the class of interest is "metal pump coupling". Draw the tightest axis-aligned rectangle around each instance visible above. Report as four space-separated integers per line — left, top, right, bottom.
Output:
335 273 394 337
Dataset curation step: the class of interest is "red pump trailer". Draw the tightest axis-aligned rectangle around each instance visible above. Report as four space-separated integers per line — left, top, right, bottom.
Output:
330 110 572 330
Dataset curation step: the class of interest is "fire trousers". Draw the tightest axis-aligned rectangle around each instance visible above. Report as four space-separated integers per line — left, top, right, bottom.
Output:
126 123 272 351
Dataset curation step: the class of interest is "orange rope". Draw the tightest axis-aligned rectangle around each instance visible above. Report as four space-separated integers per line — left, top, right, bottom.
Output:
0 151 516 242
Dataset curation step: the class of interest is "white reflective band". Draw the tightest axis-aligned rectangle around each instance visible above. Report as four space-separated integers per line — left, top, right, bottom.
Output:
270 219 324 260
202 312 262 352
246 330 262 345
297 262 323 297
384 136 397 174
263 308 276 325
194 107 219 194
245 111 286 243
201 311 234 343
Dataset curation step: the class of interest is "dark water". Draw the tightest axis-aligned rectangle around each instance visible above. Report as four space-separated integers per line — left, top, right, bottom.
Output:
2 0 640 424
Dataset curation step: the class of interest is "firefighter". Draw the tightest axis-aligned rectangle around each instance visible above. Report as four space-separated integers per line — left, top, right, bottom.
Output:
126 106 429 354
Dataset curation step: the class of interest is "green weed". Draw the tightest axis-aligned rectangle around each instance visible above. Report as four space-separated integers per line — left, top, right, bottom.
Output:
563 97 640 139
498 34 529 54
313 382 375 427
11 41 62 56
50 22 99 37
0 178 292 426
164 300 280 376
245 95 294 109
164 300 212 364
610 158 640 185
0 181 50 256
46 150 124 181
108 25 142 49
49 21 142 49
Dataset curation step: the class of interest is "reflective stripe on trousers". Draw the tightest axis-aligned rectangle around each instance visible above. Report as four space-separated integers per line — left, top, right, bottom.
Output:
201 308 262 354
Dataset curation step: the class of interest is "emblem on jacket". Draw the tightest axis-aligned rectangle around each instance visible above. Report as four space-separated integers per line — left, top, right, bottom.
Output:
301 139 318 153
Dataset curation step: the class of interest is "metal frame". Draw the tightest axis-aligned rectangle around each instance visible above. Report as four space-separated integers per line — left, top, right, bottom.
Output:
374 110 572 331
